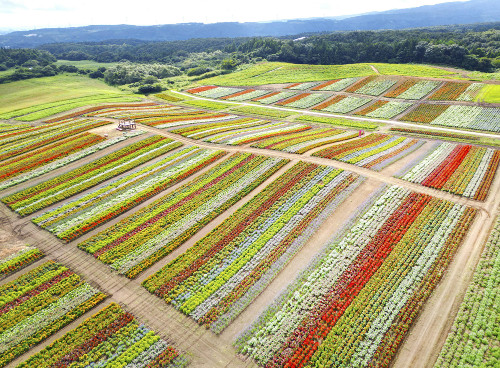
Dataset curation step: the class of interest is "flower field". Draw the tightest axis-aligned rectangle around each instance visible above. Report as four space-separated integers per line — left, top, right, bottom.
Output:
143 162 363 333
0 118 109 162
190 86 244 98
17 302 187 368
33 147 226 241
435 214 500 368
236 186 476 368
311 78 362 91
430 105 500 132
456 83 484 101
0 260 107 367
286 82 322 90
400 104 450 123
221 89 270 101
252 91 297 104
385 79 440 99
169 117 268 139
276 93 330 108
362 101 413 119
428 82 470 100
313 134 423 171
0 246 44 280
203 122 311 146
2 135 179 216
350 78 398 96
0 132 140 191
251 128 358 153
78 153 289 278
311 95 346 111
317 96 372 113
397 142 500 200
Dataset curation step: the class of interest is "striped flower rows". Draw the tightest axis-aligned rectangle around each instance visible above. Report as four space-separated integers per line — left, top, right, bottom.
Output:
78 153 289 278
169 117 267 139
0 261 107 367
286 82 322 90
277 93 330 109
252 91 297 104
0 118 109 162
313 134 423 171
428 82 470 100
0 246 43 280
397 142 500 200
0 132 105 183
317 96 372 113
361 101 413 119
236 186 476 368
401 104 450 123
0 132 141 191
435 214 500 367
351 78 398 96
430 105 500 133
17 302 187 368
2 135 178 216
456 82 484 101
222 89 270 101
203 122 310 146
143 163 363 333
33 147 226 241
251 128 357 154
385 80 440 100
192 86 244 98
311 78 361 91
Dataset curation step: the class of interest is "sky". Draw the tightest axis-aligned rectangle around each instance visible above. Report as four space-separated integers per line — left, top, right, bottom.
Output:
0 0 467 31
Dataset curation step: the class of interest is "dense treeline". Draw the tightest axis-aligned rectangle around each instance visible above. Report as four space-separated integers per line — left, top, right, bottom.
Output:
37 23 500 72
0 48 56 69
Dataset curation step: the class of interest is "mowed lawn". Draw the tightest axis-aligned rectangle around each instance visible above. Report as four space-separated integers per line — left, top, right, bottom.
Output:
0 74 142 120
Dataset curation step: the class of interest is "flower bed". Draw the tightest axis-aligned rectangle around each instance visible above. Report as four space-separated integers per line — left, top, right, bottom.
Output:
0 260 107 367
430 105 500 133
222 89 270 101
385 80 440 99
33 147 226 241
43 103 158 123
2 136 179 216
0 246 44 280
281 93 330 109
313 133 423 171
194 86 244 98
363 101 413 119
169 117 267 139
428 82 470 100
397 142 500 200
319 96 372 114
204 123 311 146
456 83 484 101
351 78 398 96
389 127 479 141
435 214 500 367
253 91 297 104
286 82 322 90
143 162 363 333
312 77 362 91
251 128 358 154
236 186 476 368
311 95 346 111
78 153 289 278
17 302 187 368
400 104 450 123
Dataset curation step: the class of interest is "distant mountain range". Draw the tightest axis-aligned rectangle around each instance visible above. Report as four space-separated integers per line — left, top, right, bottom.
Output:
1 0 499 48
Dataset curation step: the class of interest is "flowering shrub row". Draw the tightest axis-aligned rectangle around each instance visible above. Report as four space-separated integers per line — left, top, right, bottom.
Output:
33 147 226 241
311 78 361 91
17 302 187 368
169 117 266 139
78 153 289 278
385 79 440 99
0 246 44 280
222 89 270 101
0 260 107 367
313 133 423 171
435 214 500 367
0 133 138 192
318 96 372 113
2 136 178 216
143 163 362 333
0 132 104 183
428 82 470 100
252 91 297 104
251 128 357 154
345 76 377 93
204 122 310 146
280 93 330 109
236 186 476 368
397 142 500 200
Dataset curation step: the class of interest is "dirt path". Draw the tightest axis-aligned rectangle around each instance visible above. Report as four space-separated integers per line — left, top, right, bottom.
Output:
370 65 380 74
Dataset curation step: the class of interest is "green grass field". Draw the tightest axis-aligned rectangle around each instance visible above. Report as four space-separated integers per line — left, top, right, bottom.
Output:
201 62 457 86
476 84 500 103
54 60 123 71
0 75 142 120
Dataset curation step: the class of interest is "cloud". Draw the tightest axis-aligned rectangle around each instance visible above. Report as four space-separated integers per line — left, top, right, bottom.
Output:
0 0 27 13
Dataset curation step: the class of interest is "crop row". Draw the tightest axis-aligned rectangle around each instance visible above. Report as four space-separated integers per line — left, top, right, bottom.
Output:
456 83 484 101
77 153 289 278
204 122 310 146
222 89 270 101
251 128 357 154
362 101 413 119
286 82 322 90
388 127 479 141
398 142 500 200
236 186 476 368
317 95 372 113
428 82 470 100
33 147 225 241
169 117 266 139
0 260 107 367
350 78 398 96
385 79 440 100
143 162 363 333
0 246 44 280
313 133 422 171
430 105 500 133
2 135 179 216
193 86 244 98
18 302 187 368
401 104 450 123
252 91 297 104
311 78 361 91
435 214 500 367
0 133 139 192
276 93 330 109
